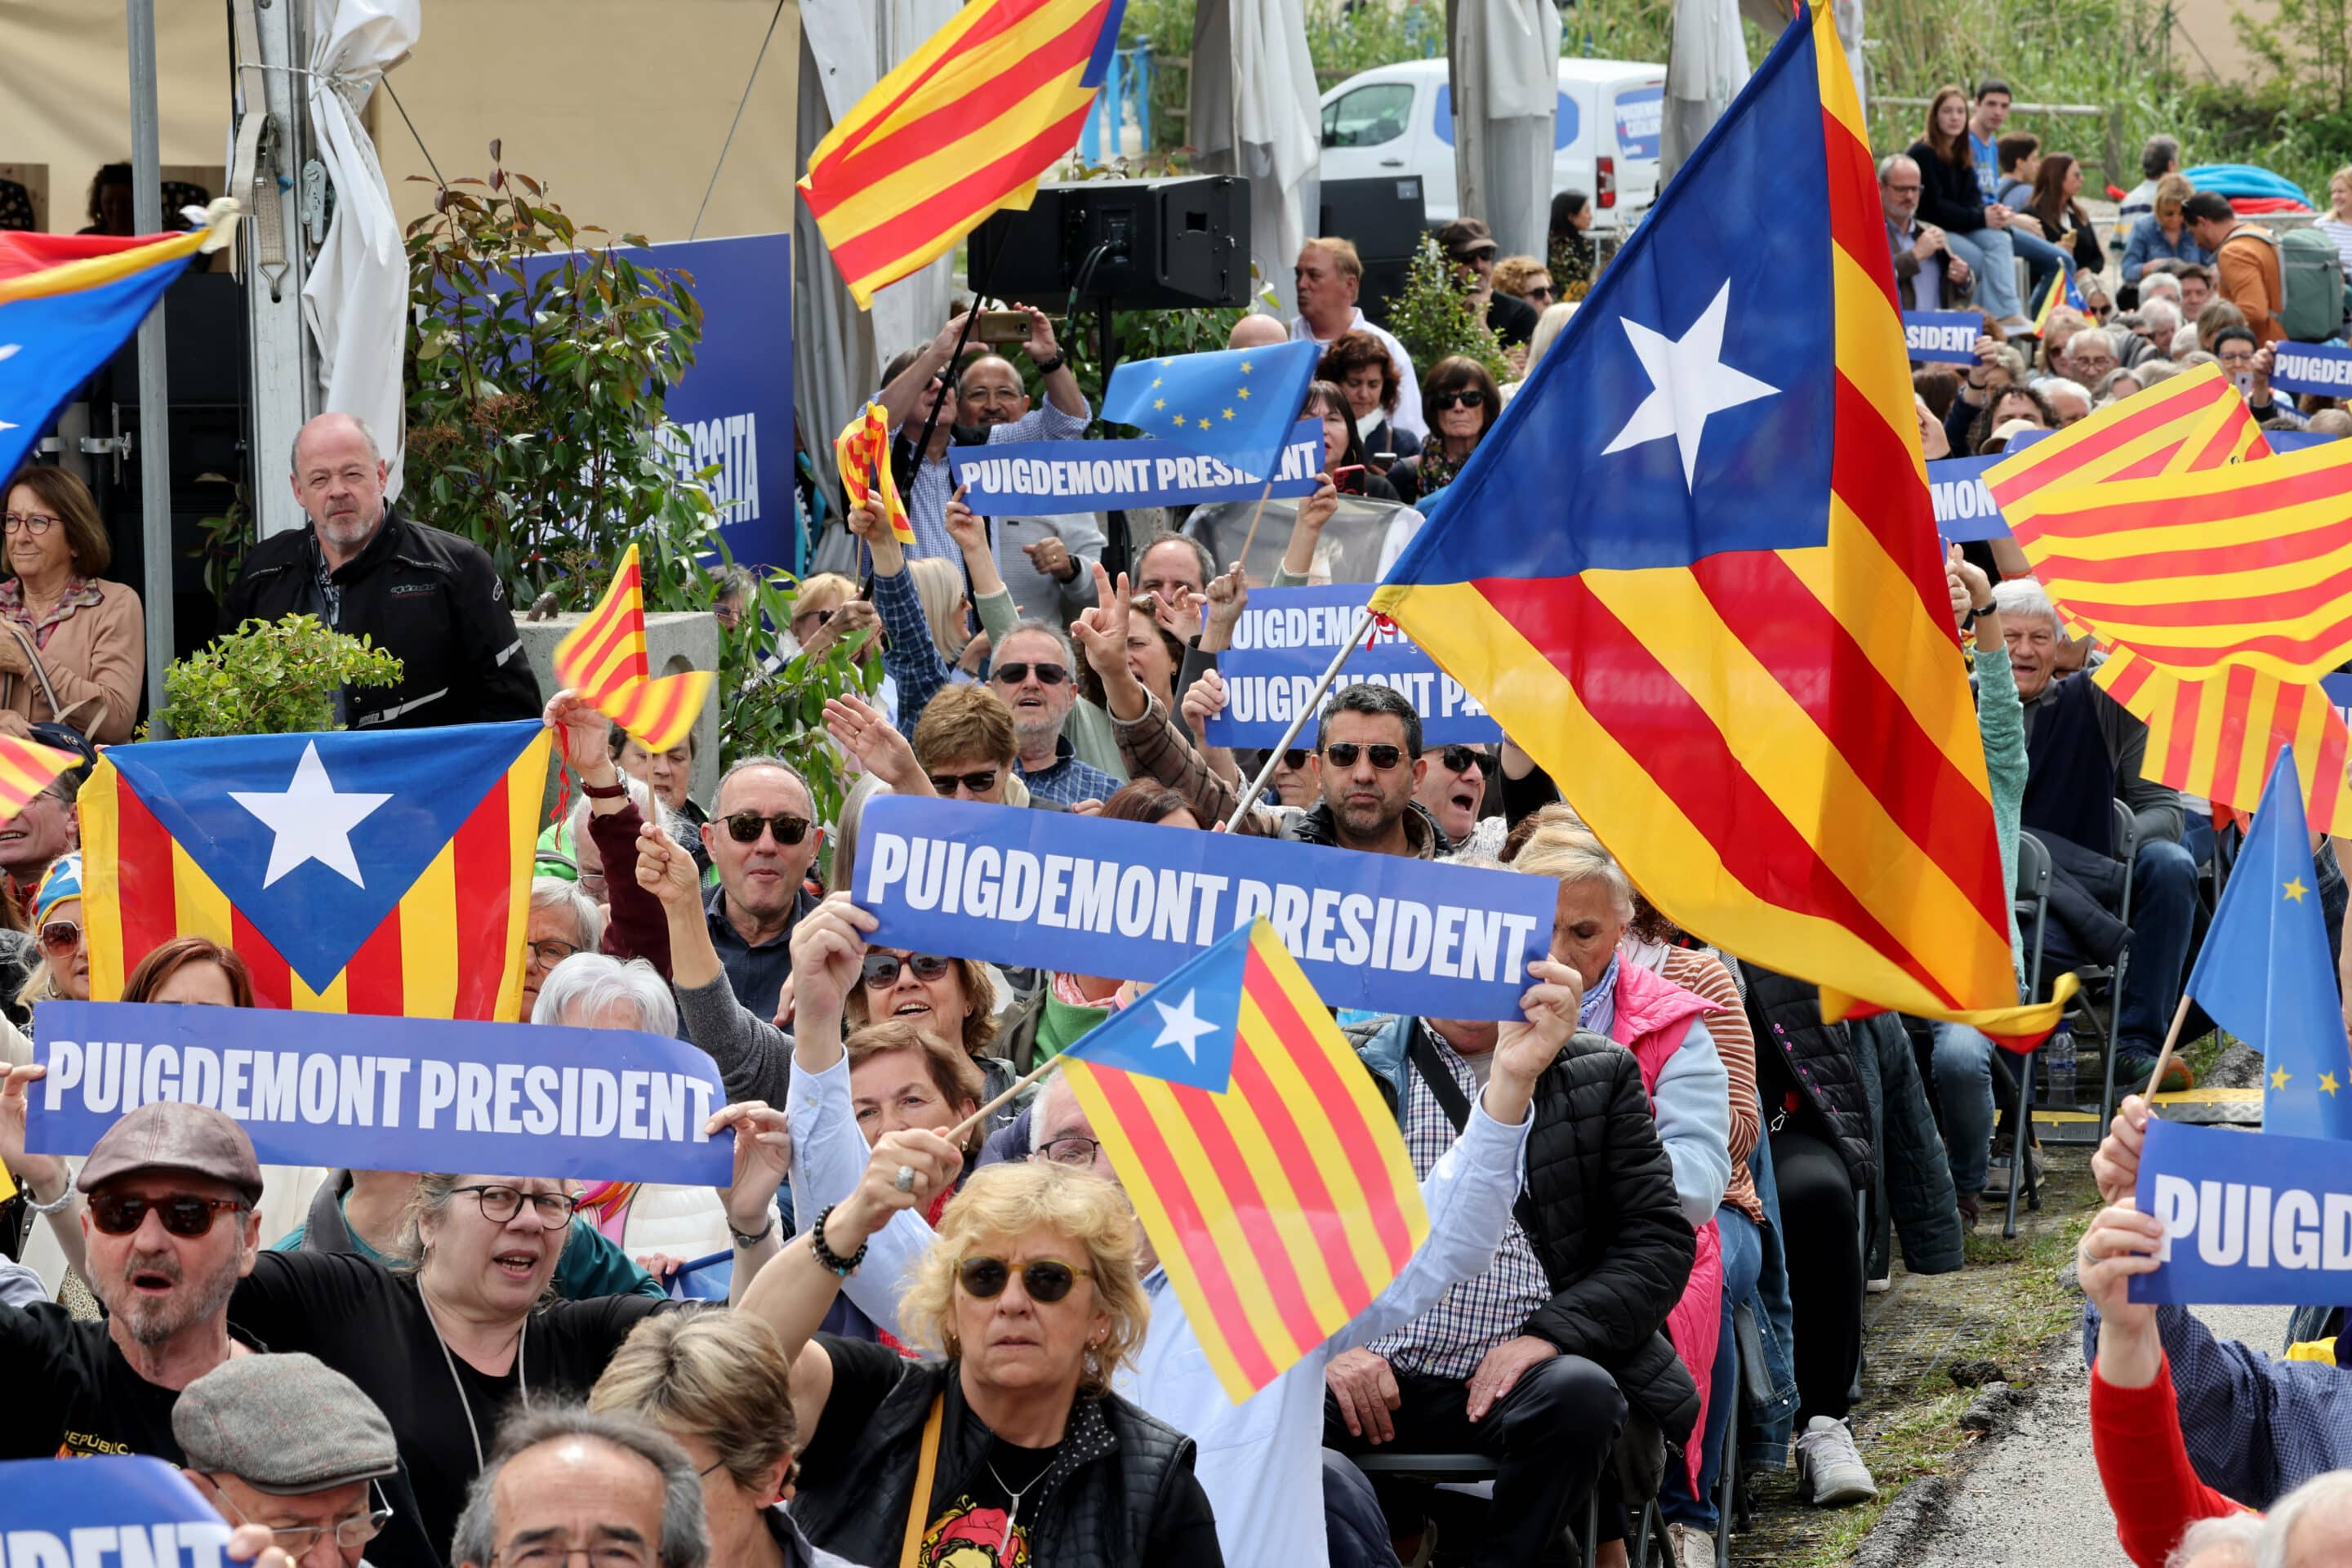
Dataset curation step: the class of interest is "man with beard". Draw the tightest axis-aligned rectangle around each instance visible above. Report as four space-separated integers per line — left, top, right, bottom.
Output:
224 415 538 731
990 620 1119 808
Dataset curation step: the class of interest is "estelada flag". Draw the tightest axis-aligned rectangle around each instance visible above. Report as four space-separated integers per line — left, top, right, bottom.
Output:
835 403 916 544
1057 919 1428 1402
553 544 713 754
81 720 550 1019
1367 2 2065 1045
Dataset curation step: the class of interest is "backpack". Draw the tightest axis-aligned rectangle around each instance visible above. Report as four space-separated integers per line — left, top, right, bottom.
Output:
2238 225 2349 343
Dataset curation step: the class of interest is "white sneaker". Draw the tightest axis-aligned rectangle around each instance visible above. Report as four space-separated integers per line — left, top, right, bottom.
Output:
1793 1414 1879 1507
1666 1521 1716 1568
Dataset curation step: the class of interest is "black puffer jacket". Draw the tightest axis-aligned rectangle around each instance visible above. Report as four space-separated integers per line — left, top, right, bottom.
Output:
1743 962 1874 1192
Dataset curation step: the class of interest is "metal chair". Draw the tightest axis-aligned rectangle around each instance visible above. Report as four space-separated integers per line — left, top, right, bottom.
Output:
2004 831 2053 1240
2081 797 2143 1138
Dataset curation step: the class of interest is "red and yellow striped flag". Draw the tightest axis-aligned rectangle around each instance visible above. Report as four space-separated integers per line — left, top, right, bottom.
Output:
1985 364 2264 511
0 736 82 826
2098 648 2352 833
798 0 1127 306
1058 919 1428 1401
554 544 713 754
835 403 917 545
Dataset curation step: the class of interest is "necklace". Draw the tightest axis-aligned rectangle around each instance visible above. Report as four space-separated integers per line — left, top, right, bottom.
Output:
984 1446 1058 1552
418 1283 528 1472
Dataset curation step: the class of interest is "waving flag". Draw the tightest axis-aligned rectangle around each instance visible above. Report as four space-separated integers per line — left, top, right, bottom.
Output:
2030 264 2091 336
835 403 916 546
80 721 550 1018
554 545 713 753
1102 341 1323 483
799 0 1127 307
1985 365 2264 508
0 735 83 826
0 207 234 483
2098 649 2352 834
1058 919 1429 1401
1367 3 2061 1043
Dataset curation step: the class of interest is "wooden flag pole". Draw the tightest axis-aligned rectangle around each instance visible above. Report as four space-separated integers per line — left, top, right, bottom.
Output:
2139 993 2196 1102
1223 605 1374 832
1234 477 1278 569
946 1051 1071 1147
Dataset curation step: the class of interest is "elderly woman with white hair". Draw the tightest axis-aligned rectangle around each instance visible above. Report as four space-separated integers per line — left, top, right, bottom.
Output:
522 877 604 1018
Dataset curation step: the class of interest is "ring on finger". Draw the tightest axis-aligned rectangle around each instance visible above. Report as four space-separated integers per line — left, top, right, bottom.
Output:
893 1165 917 1193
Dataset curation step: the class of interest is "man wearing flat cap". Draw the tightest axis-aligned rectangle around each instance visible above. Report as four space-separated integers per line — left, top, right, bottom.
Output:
1437 217 1539 350
177 1353 430 1568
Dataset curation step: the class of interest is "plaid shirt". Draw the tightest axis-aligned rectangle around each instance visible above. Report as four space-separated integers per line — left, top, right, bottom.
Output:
1018 737 1121 808
871 563 962 732
903 400 1089 564
1367 1022 1551 1380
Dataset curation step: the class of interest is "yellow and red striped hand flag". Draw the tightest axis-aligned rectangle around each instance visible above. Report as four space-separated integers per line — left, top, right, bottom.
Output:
0 736 82 826
2097 648 2352 834
835 403 917 545
554 545 713 754
1058 920 1428 1402
1985 364 2265 511
798 0 1127 306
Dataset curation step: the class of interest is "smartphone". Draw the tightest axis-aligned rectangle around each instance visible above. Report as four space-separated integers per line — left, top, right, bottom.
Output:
2234 372 2256 399
976 310 1029 346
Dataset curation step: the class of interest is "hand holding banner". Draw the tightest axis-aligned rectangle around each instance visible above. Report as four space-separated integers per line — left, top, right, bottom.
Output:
0 1457 230 1566
951 421 1325 515
2131 1117 2352 1306
1903 311 1984 365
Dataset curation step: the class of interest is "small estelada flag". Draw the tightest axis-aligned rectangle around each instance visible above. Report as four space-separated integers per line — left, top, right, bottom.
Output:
555 544 714 753
1056 918 1430 1402
835 402 916 545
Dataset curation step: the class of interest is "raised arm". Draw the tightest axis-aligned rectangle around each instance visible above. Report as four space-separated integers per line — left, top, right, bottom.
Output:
786 893 878 1076
1 1064 86 1281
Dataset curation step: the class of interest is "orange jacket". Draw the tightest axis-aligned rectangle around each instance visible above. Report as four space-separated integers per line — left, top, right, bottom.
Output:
2216 225 2286 343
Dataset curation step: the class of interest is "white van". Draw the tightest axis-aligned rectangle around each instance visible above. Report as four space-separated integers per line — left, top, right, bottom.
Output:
1318 56 1666 232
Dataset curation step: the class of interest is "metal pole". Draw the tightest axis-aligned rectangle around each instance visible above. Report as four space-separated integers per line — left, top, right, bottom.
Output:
127 0 175 710
1222 606 1372 831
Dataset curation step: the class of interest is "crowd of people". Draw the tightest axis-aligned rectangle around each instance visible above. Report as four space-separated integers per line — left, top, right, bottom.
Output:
5 61 2352 1568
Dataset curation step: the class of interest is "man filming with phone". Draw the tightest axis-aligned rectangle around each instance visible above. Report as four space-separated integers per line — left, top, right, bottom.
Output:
875 304 1094 569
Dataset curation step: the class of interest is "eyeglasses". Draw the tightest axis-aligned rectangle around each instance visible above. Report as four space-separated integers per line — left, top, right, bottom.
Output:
1886 182 1923 195
722 809 812 845
88 1192 247 1237
792 606 835 633
1 512 61 536
1438 744 1489 773
1526 283 1555 301
863 951 951 988
453 1184 581 1228
212 1483 394 1556
38 919 82 956
929 768 1000 796
1033 1135 1105 1169
1277 748 1312 772
991 662 1070 687
1322 742 1407 770
492 1541 653 1568
1431 390 1486 411
958 1255 1094 1303
528 938 581 970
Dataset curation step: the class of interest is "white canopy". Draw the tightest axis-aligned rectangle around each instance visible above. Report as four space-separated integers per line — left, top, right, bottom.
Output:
1187 0 1321 317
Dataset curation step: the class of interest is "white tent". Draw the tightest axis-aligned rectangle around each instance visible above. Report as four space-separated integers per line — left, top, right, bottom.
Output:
1187 0 1321 318
1446 0 1561 260
1661 0 1750 185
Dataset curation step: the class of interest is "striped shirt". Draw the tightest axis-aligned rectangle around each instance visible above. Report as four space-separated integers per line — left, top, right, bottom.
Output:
1659 947 1763 1225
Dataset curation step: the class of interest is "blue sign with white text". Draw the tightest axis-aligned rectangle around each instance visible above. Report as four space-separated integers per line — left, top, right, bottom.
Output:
2132 1118 2352 1305
2271 341 2352 399
1204 584 1503 746
854 796 1554 1019
950 421 1324 515
1615 85 1664 158
26 1003 734 1186
1904 311 1982 364
0 1457 230 1565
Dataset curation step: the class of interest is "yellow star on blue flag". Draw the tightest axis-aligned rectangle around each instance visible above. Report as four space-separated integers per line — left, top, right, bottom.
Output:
1102 341 1320 478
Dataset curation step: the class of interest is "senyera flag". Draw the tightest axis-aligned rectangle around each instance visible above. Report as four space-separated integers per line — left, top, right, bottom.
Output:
80 720 549 1019
553 543 713 754
0 734 84 826
1056 918 1429 1402
798 0 1126 307
835 402 917 545
1367 2 2065 1045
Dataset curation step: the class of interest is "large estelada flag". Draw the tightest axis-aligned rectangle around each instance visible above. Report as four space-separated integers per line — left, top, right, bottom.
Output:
1057 919 1429 1402
1368 3 2063 1043
798 0 1127 307
81 721 550 1019
0 207 233 483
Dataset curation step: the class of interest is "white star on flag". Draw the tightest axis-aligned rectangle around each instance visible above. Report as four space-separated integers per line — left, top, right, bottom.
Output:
229 742 393 889
1601 281 1780 491
1149 988 1219 1062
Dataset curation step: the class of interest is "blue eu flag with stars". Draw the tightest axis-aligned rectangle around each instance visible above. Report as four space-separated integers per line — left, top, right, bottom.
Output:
2187 746 2352 1138
1102 340 1321 483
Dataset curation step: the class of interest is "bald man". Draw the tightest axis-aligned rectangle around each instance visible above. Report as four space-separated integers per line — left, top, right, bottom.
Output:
1228 313 1291 350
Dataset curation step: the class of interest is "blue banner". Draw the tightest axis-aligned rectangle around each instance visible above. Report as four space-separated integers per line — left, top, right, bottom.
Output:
1904 311 1983 365
1927 456 2009 541
949 421 1325 515
25 1003 734 1186
853 796 1554 1019
0 1456 229 1564
1201 584 1503 747
2271 341 2352 399
2131 1118 2352 1306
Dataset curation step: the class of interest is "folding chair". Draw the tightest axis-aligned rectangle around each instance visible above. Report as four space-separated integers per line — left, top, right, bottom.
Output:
2082 797 2143 1137
2005 831 2053 1240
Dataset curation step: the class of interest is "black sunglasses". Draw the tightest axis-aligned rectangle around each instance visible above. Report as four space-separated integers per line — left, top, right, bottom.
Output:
1279 748 1312 771
1526 284 1555 300
89 1192 247 1237
863 951 951 988
1439 744 1490 773
929 768 1000 796
1323 742 1408 770
1432 389 1486 411
959 1255 1094 1303
723 809 812 845
991 662 1070 687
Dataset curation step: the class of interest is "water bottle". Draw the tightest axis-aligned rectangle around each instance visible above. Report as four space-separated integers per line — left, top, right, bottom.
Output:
2044 1023 2078 1103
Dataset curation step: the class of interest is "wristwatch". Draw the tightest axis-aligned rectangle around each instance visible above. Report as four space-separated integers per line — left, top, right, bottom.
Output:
1961 599 1996 632
1032 351 1066 376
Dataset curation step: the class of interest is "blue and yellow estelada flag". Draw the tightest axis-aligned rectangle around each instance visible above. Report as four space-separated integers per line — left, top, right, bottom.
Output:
2031 263 2091 336
1367 2 2067 1045
82 721 550 1020
1102 340 1321 483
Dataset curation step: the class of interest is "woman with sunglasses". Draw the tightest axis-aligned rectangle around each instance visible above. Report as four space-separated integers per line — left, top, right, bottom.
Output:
20 850 86 1010
746 1137 1223 1567
1388 357 1501 507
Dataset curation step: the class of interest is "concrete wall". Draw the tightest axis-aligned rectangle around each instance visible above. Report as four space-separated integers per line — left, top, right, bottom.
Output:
515 608 724 811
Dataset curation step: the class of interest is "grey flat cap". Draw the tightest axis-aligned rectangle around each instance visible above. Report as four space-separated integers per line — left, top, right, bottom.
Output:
173 1353 400 1495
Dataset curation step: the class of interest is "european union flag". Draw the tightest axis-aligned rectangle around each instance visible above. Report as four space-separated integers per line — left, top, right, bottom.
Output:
1057 918 1247 1094
2188 746 2352 1138
1102 340 1321 484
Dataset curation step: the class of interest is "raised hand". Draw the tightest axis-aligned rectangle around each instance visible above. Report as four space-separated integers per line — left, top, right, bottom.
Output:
787 892 878 1037
708 1100 794 1226
635 821 701 910
1071 564 1135 680
1179 669 1229 732
1200 562 1250 652
542 688 614 775
824 693 928 794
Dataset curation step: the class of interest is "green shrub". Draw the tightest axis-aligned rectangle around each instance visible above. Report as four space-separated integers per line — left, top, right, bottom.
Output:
1384 237 1511 388
149 616 403 739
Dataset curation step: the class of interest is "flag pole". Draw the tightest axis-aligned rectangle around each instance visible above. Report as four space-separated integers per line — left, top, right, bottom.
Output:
1234 477 1278 569
947 1051 1071 1146
2139 993 2196 1101
1221 605 1373 833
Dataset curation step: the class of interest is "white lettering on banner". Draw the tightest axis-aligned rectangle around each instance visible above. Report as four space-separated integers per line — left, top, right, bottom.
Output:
1231 604 1409 653
862 831 1539 979
964 439 1319 501
0 1522 234 1568
1904 322 1977 356
661 413 761 527
1930 473 1998 525
1222 670 1486 727
38 1039 713 1142
2149 1172 2352 1270
2274 348 2352 388
1618 96 1662 140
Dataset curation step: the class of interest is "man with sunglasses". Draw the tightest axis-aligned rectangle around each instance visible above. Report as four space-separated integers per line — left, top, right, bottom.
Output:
993 621 1119 808
0 720 91 916
695 756 823 1020
1414 742 1494 850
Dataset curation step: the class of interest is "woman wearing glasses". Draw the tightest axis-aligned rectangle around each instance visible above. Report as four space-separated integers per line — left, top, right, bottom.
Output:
747 1137 1223 1567
19 851 86 1010
0 466 144 744
1388 357 1501 507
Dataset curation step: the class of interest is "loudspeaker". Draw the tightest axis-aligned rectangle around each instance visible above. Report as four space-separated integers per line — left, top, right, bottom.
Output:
968 176 1251 310
1319 176 1427 322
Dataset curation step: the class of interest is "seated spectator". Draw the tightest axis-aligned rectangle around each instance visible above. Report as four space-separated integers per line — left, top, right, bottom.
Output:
2175 262 2216 319
2130 298 2185 363
450 1405 712 1568
2094 368 2145 403
1549 189 1597 286
1994 580 2198 1090
2037 308 2092 374
2191 296 2250 356
523 876 604 1018
1294 238 1424 439
1908 86 2044 331
0 465 145 742
2185 193 2286 344
1437 218 1539 350
1965 385 2054 453
1993 132 2040 207
176 1352 413 1564
1882 154 1975 313
1944 339 2029 450
2123 173 2212 283
2063 327 2121 387
1316 331 1422 471
2212 330 2306 427
2311 408 2352 439
2317 165 2352 275
2027 153 2106 278
1490 254 1555 311
2117 134 2182 238
1389 356 1500 507
1303 380 1402 501
2138 269 2185 308
589 1312 855 1567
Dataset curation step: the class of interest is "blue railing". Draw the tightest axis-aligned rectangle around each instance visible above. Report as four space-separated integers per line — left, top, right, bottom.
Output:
1077 44 1155 163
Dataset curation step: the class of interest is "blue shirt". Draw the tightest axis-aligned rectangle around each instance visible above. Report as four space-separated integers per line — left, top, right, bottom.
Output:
1969 131 2002 201
1017 735 1120 808
2121 216 2215 282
